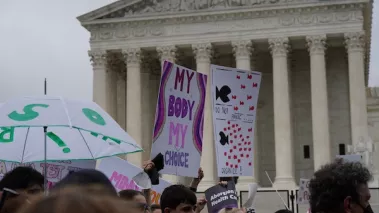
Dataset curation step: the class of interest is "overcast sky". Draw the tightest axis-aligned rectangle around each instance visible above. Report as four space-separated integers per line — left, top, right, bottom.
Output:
0 0 378 103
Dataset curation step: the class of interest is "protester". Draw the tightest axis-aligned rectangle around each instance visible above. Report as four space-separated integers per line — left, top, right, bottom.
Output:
160 184 206 213
0 167 44 196
52 169 117 196
189 168 204 192
0 192 30 213
309 159 372 213
119 190 150 213
151 204 162 213
17 187 138 213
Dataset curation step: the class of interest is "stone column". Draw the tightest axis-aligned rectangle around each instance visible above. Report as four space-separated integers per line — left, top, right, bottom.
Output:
306 35 331 170
106 56 119 119
345 32 369 145
141 62 152 162
88 50 108 110
268 38 296 189
116 71 126 130
156 45 179 183
123 48 143 167
232 40 257 188
192 43 216 191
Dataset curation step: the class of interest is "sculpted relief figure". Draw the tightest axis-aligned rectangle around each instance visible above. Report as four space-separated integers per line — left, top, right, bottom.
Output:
132 0 283 15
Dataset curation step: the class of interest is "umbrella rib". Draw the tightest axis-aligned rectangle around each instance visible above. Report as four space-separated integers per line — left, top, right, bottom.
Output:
21 127 30 163
78 130 95 159
59 97 73 128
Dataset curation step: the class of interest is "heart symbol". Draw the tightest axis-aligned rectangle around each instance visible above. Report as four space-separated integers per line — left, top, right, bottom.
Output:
228 121 231 124
248 142 251 145
224 128 227 131
230 149 233 153
240 134 243 138
238 159 241 163
252 83 258 87
228 156 231 159
224 152 227 156
246 154 250 158
234 135 237 139
248 162 252 166
247 74 252 79
242 138 244 142
230 133 233 136
233 155 237 159
233 146 237 149
230 164 233 168
238 128 241 131
244 148 247 151
237 75 240 79
248 148 252 151
233 130 237 133
247 136 250 139
238 143 242 146
232 124 235 128
239 148 242 151
226 162 229 166
241 153 244 157
234 165 238 168
228 127 231 130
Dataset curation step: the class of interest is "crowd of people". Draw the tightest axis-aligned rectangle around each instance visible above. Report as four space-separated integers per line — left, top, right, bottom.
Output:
0 158 374 213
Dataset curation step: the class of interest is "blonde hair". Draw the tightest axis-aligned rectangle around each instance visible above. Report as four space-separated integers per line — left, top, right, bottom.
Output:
17 186 138 213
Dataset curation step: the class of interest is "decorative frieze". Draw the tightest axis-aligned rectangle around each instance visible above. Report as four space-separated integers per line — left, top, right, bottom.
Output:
87 10 361 41
306 35 327 55
345 32 365 53
268 37 289 57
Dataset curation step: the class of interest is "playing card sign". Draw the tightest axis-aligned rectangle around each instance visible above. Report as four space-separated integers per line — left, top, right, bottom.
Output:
297 178 310 204
211 65 261 177
151 61 207 177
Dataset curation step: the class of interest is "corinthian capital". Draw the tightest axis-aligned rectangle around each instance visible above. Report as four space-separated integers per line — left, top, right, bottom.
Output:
192 43 213 63
232 40 253 58
345 32 365 53
88 50 107 68
268 37 289 57
306 35 327 55
122 48 142 66
157 45 177 62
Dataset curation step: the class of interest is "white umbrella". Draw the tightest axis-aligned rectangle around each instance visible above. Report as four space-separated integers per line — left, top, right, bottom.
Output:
0 96 142 189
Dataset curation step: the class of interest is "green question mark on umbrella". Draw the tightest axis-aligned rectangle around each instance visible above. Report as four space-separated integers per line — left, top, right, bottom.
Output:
8 104 49 121
0 127 14 143
46 132 71 153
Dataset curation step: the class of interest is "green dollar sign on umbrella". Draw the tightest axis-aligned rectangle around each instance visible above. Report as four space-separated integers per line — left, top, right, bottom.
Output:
0 127 14 143
8 104 49 121
82 108 106 126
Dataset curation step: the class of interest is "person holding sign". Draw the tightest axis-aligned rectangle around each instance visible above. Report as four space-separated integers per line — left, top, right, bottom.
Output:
309 159 373 213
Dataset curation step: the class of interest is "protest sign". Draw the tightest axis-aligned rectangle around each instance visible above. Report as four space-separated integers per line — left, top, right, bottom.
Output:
336 155 363 163
297 178 310 204
0 160 96 188
97 157 171 204
211 65 261 177
151 60 207 177
205 181 238 213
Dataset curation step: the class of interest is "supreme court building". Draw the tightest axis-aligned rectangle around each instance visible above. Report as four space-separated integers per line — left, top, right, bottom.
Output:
78 0 379 191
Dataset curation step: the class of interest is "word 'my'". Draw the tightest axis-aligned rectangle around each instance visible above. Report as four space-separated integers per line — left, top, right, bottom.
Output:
174 67 194 94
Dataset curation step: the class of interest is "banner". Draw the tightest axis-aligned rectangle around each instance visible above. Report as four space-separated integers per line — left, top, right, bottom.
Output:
211 65 261 177
205 181 238 213
151 60 207 177
0 160 96 188
97 157 171 204
297 178 310 204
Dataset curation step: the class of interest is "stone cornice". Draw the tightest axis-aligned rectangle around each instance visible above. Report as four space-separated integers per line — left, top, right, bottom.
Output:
79 0 368 24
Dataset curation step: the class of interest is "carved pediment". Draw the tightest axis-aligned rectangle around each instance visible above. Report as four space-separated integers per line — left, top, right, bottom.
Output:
78 0 349 22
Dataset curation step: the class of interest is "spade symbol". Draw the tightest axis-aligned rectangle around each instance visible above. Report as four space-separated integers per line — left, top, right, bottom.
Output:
215 85 231 103
219 131 229 146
